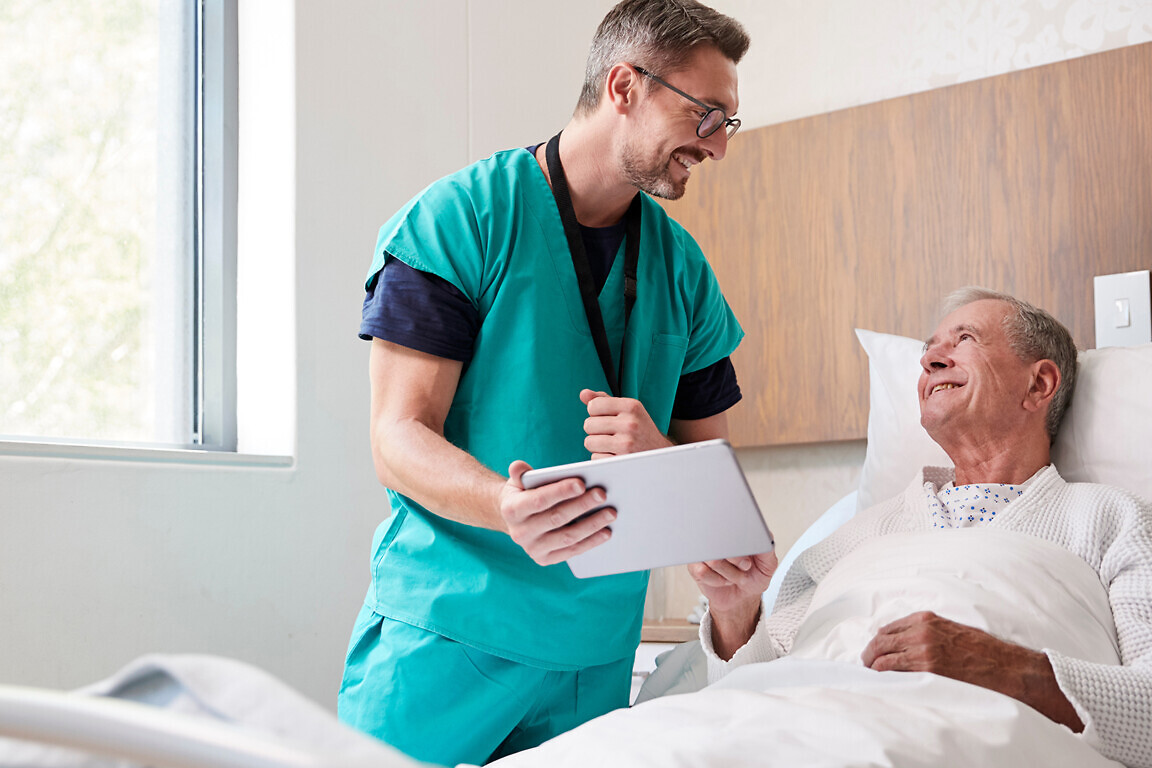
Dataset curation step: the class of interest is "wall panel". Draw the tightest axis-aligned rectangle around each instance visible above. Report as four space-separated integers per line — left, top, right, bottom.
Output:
665 42 1152 445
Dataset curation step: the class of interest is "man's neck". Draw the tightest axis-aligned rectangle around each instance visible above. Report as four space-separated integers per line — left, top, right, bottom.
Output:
535 120 637 228
946 435 1051 487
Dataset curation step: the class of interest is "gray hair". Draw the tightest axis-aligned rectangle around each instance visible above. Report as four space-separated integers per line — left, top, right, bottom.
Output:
575 0 750 116
942 286 1079 443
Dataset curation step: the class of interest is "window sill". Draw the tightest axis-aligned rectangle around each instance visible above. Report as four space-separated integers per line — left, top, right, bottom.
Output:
0 439 293 468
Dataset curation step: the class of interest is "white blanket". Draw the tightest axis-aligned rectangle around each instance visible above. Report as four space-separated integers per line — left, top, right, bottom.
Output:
788 528 1120 665
488 529 1124 768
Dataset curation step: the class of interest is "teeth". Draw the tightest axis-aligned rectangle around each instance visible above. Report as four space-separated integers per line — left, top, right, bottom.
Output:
931 383 958 394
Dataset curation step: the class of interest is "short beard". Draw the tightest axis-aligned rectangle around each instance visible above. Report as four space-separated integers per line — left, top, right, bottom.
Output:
620 142 686 201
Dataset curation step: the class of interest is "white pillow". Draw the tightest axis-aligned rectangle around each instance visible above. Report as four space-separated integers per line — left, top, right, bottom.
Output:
1050 342 1152 502
855 329 950 511
855 329 1152 510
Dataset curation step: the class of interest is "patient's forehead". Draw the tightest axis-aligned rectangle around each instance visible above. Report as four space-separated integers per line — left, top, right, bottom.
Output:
924 299 1010 349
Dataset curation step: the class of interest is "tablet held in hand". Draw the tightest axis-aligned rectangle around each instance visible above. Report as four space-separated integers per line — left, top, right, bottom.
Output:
522 439 774 578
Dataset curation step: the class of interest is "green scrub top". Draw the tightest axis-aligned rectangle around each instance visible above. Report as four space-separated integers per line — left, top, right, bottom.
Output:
363 147 744 669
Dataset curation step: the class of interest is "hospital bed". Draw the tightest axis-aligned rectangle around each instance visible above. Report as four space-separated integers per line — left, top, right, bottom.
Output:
1 334 1149 767
487 332 1152 768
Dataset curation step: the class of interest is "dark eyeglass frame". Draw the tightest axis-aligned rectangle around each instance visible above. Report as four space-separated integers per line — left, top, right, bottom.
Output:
631 64 741 140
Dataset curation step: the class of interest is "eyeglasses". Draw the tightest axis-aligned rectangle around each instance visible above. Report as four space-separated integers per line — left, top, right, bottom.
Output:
631 64 741 140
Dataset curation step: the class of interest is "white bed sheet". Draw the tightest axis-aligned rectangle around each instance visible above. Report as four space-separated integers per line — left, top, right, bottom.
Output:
491 658 1122 768
490 527 1123 768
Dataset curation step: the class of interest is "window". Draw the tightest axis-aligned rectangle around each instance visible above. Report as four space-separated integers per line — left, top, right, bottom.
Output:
0 0 237 451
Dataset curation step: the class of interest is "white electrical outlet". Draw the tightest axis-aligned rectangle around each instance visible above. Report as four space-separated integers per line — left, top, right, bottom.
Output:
1094 270 1151 349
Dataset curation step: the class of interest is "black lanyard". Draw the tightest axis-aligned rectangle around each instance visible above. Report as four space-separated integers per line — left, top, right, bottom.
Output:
545 132 641 397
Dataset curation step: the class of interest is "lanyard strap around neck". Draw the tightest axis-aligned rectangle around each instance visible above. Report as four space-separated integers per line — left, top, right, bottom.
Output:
545 131 641 398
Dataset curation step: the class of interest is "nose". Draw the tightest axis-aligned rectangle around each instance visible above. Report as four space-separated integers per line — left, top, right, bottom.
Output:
700 127 728 161
920 342 951 372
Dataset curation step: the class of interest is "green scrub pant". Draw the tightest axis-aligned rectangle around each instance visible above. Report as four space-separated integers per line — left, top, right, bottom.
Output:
337 607 633 767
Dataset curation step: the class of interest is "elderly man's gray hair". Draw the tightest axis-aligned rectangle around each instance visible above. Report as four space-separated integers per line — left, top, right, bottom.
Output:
943 286 1079 443
575 0 750 116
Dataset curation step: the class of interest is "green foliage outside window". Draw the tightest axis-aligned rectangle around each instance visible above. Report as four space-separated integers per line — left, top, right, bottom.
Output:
0 0 158 442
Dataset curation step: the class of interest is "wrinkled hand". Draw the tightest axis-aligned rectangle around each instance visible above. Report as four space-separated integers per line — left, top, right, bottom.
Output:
688 552 778 613
498 460 616 566
861 611 1026 681
580 389 672 459
860 611 1083 731
688 551 777 660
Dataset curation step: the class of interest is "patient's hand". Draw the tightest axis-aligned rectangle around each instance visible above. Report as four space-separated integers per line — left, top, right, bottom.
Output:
580 389 672 459
689 552 777 660
860 611 1084 732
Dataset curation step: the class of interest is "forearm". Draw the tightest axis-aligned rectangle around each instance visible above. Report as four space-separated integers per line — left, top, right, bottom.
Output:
864 613 1085 732
372 416 506 531
709 597 763 661
367 339 509 531
999 649 1083 732
700 602 783 685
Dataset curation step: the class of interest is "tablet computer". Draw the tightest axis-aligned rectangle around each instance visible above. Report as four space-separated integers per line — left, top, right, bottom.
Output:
521 439 774 579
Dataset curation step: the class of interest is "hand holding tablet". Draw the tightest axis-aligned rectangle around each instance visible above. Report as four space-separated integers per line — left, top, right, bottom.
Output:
521 439 774 578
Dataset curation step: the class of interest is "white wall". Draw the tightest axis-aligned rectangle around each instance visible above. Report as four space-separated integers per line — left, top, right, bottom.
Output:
1 0 1146 708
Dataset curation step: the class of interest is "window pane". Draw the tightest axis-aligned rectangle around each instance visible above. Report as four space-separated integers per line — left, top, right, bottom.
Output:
0 1 191 445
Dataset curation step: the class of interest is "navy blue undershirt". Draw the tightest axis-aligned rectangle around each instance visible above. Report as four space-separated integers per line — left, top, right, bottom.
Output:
358 148 740 421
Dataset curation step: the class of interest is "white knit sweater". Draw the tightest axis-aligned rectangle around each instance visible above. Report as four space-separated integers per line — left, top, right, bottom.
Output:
701 465 1152 768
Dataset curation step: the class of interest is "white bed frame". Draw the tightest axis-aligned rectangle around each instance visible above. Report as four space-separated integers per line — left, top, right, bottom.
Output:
0 683 389 768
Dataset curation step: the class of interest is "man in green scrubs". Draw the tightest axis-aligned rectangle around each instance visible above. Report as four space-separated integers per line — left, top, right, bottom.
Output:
338 1 752 764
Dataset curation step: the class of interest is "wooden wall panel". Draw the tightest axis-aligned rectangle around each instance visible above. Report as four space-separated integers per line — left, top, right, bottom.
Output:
664 42 1152 446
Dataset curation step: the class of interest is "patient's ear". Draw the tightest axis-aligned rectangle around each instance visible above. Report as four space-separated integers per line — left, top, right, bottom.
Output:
1023 359 1060 413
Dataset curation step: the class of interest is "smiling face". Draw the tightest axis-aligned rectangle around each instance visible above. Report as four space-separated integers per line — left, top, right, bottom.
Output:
918 299 1040 445
618 45 738 200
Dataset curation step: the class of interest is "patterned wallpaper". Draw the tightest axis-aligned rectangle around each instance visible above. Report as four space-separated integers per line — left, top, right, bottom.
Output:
902 0 1152 86
727 0 1152 128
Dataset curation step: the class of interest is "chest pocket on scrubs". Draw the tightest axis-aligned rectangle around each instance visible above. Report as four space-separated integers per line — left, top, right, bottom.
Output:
639 333 689 430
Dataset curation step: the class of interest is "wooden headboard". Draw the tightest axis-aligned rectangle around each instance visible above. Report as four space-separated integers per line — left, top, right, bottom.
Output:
663 41 1152 447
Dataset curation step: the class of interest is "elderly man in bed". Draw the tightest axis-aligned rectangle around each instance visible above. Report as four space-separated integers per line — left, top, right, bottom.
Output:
692 287 1152 768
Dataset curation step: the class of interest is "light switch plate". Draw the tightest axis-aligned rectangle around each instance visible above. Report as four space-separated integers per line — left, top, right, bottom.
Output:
1094 270 1151 348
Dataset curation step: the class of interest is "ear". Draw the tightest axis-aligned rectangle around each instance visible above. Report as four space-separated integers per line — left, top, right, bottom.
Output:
603 63 642 115
1022 359 1061 413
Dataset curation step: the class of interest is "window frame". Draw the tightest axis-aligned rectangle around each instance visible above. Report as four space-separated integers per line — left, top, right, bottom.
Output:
196 0 239 451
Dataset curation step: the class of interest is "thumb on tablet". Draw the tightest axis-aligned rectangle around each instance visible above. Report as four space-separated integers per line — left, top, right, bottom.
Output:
506 460 532 490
